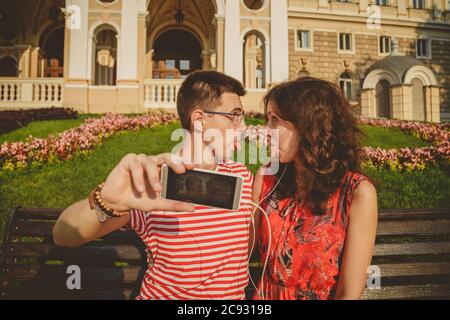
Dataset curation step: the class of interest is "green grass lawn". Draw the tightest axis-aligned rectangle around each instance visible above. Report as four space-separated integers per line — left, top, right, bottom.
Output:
361 125 430 149
0 118 448 241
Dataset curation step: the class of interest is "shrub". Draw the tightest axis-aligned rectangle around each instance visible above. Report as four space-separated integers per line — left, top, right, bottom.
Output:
0 107 78 135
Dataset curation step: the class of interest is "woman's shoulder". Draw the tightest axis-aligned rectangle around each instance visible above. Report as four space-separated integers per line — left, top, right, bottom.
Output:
344 171 376 193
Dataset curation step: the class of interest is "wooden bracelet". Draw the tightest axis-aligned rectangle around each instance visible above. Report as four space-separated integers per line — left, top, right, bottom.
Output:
88 183 130 219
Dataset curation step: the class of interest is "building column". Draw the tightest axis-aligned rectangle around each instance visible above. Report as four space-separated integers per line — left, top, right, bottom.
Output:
17 46 31 79
137 2 148 112
270 0 289 83
30 47 43 78
202 50 212 70
118 0 139 83
215 15 225 73
360 88 376 118
145 49 154 79
391 84 413 120
64 0 89 113
425 85 441 123
224 0 242 81
116 0 147 114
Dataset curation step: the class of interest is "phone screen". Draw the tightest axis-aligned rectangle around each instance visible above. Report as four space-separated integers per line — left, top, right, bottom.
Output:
165 168 239 210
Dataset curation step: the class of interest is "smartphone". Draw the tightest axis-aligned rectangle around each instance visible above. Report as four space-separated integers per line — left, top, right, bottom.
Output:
160 165 243 211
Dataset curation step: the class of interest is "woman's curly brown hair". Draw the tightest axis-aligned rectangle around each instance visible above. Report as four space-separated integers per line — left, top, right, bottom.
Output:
264 77 365 216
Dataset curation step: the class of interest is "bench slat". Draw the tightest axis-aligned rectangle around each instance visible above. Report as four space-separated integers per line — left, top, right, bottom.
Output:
0 288 135 300
362 284 450 300
373 242 450 256
376 262 450 277
377 220 450 236
3 243 146 261
0 264 142 283
9 220 142 243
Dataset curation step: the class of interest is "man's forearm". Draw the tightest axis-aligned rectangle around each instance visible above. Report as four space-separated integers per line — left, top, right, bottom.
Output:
53 198 129 248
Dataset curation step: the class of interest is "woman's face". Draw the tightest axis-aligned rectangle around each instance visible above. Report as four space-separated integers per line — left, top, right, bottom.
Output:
266 101 300 164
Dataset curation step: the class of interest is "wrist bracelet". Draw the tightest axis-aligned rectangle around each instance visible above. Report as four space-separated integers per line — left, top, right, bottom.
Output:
88 183 130 222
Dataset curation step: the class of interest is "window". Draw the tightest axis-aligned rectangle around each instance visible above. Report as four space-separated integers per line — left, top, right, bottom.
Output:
376 0 389 5
416 39 430 58
412 0 425 9
93 27 118 86
243 0 264 11
379 36 391 54
339 72 353 101
243 31 266 89
165 60 176 69
179 60 190 71
296 30 311 50
339 33 353 52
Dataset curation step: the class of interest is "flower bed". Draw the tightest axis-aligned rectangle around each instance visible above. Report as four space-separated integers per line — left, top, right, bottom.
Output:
0 107 78 135
1 111 448 173
0 112 178 173
244 113 449 172
360 118 449 171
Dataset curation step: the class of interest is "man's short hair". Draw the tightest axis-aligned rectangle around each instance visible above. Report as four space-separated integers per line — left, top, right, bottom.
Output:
177 71 246 130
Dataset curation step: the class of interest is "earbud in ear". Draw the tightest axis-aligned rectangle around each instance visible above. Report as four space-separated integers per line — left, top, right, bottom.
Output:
194 120 203 131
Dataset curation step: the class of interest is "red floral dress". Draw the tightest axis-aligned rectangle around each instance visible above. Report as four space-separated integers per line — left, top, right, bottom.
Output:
253 171 373 300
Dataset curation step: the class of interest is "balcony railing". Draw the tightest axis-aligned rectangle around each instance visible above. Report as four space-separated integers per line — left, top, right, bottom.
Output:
0 78 64 108
144 78 183 109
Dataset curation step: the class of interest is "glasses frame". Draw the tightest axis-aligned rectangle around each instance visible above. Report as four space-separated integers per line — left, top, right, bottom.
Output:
204 110 246 125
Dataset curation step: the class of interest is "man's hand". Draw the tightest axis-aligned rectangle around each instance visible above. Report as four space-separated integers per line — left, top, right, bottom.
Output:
100 153 195 213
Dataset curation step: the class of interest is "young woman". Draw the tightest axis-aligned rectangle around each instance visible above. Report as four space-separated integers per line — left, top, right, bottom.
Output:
252 77 378 300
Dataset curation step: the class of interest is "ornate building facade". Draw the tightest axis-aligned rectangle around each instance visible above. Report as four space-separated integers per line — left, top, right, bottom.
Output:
0 0 449 122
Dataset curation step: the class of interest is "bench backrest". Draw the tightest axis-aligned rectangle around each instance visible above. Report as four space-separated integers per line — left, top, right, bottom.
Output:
0 207 147 300
1 207 450 300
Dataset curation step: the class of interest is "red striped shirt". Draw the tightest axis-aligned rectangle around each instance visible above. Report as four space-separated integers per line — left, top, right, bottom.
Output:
128 161 254 300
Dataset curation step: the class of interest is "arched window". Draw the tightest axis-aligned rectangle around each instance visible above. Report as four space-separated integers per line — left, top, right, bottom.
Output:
243 31 266 89
339 72 353 101
40 26 65 78
93 26 118 86
153 29 202 79
243 0 264 10
0 56 18 77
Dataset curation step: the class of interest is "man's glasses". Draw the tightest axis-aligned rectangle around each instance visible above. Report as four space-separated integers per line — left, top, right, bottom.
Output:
204 110 246 125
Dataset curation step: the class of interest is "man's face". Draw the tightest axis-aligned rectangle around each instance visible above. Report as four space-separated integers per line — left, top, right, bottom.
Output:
202 92 246 161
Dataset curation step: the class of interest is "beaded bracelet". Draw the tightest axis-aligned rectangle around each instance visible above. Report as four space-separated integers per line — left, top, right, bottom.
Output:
88 183 130 220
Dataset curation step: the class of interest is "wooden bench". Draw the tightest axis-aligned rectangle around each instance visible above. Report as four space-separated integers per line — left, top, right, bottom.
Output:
1 206 449 300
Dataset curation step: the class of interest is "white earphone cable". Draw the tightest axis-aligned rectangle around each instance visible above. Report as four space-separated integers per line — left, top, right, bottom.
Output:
246 165 287 300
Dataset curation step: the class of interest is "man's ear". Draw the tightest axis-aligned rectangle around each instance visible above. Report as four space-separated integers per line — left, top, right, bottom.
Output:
190 109 204 132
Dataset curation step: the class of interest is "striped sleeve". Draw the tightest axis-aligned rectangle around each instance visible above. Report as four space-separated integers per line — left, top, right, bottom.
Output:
126 209 148 238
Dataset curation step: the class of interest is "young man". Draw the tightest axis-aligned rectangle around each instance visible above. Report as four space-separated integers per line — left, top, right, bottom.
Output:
53 71 254 300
